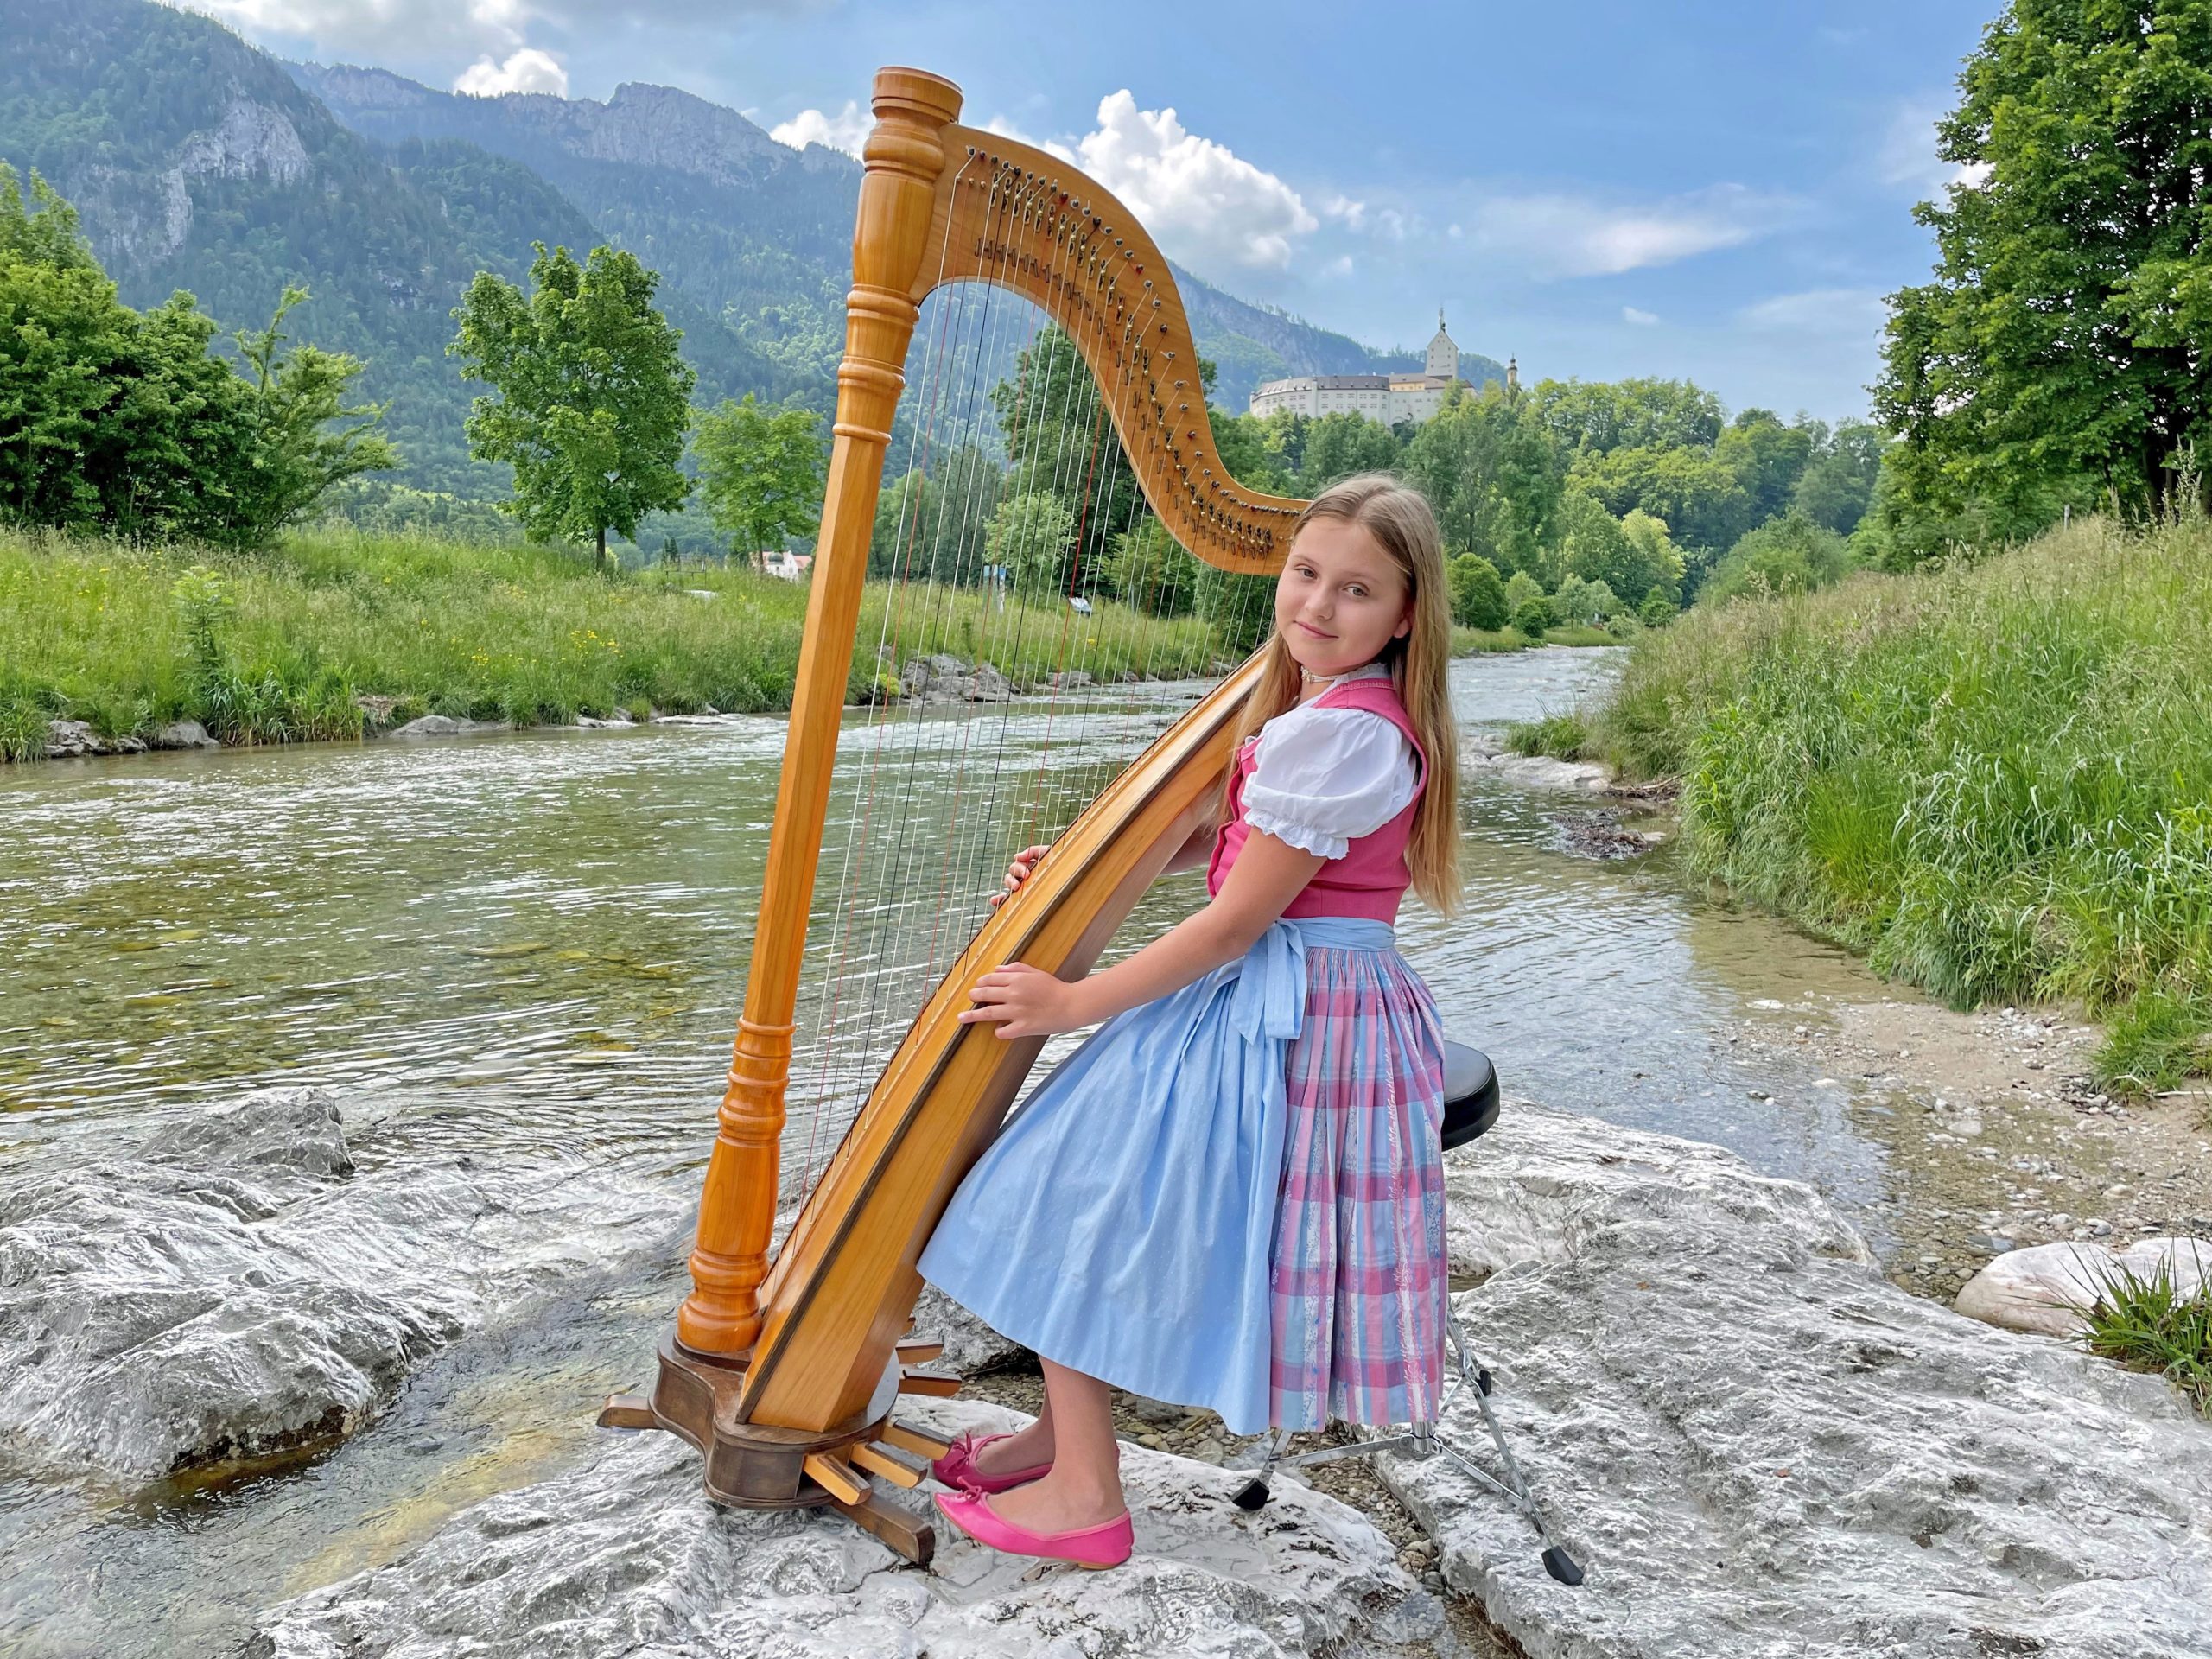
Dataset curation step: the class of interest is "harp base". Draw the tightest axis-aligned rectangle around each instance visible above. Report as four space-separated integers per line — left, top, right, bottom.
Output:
598 1332 956 1566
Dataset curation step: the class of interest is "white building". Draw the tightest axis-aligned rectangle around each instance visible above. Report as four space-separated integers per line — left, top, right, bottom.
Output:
1248 311 1483 426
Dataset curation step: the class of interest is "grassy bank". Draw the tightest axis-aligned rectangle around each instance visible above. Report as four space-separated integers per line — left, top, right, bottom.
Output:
0 529 1227 757
1554 513 2212 1097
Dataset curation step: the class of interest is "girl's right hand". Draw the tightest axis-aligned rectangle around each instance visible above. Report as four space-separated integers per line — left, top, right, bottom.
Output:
990 843 1053 909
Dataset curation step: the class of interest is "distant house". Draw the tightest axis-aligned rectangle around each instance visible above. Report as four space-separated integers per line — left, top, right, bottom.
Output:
761 550 814 581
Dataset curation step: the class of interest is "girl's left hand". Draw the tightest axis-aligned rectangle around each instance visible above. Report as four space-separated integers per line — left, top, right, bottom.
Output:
957 963 1084 1039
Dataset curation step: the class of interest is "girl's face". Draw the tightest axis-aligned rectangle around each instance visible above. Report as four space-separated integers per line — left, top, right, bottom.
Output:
1274 517 1414 679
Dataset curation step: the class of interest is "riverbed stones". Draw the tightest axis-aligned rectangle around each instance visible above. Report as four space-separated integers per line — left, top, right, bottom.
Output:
899 655 1015 704
0 1088 679 1484
1954 1236 2211 1338
150 718 220 749
1465 731 1611 794
385 714 512 739
248 1398 1445 1659
41 718 148 758
1400 1101 2212 1658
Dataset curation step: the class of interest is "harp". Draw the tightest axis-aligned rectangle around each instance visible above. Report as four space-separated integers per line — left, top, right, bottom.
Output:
601 67 1309 1562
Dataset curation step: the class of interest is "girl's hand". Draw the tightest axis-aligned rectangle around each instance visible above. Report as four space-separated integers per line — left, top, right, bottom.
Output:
988 843 1054 910
958 962 1085 1039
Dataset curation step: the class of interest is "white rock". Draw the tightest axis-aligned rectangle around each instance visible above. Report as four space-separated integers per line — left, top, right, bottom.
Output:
1955 1237 2211 1338
1467 752 1612 793
249 1398 1432 1659
1395 1104 2212 1658
151 718 221 750
0 1090 683 1483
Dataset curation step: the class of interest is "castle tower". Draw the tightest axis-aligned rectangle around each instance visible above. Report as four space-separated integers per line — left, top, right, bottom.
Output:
1506 355 1519 392
1425 308 1459 380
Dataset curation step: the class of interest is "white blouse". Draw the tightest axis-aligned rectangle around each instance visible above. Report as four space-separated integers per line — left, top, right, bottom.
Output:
1242 667 1419 860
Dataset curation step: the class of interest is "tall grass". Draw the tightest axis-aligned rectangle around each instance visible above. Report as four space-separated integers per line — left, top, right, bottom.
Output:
0 528 1224 759
1572 512 2212 1096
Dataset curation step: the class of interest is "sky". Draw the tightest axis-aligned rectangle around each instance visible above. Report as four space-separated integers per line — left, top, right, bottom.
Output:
181 0 2000 423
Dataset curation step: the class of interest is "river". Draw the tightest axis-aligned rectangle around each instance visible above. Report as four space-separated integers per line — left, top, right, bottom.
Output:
0 645 1930 1655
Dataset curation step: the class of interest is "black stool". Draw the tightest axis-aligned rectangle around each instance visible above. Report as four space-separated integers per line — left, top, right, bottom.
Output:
1231 1040 1584 1586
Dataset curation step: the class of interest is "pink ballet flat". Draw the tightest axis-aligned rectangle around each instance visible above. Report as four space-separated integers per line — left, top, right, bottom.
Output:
930 1430 1052 1494
933 1490 1134 1570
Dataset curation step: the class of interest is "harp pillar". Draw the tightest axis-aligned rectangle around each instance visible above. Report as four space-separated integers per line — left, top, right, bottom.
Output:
675 66 965 1360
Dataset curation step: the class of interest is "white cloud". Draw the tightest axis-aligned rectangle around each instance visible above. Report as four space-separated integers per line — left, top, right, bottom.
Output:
1322 253 1355 278
769 99 870 157
1469 183 1789 278
1319 193 1367 231
1622 305 1659 326
1071 90 1318 271
1738 288 1887 334
454 46 568 96
1878 99 1992 197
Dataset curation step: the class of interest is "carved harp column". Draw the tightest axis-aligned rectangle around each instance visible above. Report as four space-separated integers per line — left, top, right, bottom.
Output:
675 68 965 1357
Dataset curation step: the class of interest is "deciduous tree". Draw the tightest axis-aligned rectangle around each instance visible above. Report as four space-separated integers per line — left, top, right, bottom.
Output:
450 242 695 571
694 393 825 569
1874 0 2212 531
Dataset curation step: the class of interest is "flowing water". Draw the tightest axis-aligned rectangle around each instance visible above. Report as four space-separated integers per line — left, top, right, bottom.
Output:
0 646 1915 1655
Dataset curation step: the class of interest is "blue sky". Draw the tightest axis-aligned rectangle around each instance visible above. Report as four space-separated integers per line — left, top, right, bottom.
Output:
191 0 1999 422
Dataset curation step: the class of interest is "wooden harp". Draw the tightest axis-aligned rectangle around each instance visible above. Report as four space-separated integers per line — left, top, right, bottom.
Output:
601 66 1309 1562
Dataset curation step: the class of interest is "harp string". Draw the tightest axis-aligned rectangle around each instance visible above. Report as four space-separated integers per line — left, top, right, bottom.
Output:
785 153 1278 1203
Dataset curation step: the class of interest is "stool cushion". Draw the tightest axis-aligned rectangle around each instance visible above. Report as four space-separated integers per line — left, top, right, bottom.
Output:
1440 1041 1500 1150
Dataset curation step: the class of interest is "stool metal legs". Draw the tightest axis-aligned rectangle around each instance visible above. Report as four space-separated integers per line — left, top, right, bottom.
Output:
1230 1314 1584 1586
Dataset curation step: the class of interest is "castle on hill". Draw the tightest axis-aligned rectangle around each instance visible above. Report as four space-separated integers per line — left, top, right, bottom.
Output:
1247 311 1512 427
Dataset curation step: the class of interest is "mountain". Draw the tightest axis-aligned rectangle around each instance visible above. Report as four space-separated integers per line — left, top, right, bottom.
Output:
1 0 1502 506
292 61 1502 411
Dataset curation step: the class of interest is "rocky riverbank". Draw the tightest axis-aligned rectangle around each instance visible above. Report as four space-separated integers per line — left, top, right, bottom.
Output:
0 1089 684 1484
26 655 1205 760
1726 995 2212 1310
221 1100 2212 1657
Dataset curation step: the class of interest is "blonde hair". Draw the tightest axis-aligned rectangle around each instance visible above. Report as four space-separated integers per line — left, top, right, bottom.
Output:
1224 474 1462 914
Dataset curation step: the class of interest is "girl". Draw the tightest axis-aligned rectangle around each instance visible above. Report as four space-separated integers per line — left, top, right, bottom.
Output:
916 474 1460 1571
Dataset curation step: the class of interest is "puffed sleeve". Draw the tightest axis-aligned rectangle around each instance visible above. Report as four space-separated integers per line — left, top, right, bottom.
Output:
1241 706 1419 859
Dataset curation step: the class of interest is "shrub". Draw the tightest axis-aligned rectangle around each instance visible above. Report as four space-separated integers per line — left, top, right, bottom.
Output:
1512 596 1556 639
1446 552 1509 630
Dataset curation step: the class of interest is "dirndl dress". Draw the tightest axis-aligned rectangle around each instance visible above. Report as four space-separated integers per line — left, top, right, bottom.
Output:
916 912 1449 1436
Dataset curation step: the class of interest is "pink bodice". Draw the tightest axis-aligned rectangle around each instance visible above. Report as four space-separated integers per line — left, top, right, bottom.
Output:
1205 673 1428 923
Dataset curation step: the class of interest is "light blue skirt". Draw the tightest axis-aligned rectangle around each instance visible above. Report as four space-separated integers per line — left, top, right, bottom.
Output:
917 916 1392 1435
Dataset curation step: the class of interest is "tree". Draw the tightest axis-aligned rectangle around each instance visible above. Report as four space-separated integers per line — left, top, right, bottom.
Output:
1874 1 2212 533
1618 510 1686 607
228 286 397 543
1446 552 1509 630
985 490 1078 594
1790 419 1886 535
1503 569 1545 614
988 324 1141 549
1638 589 1677 626
1701 513 1853 604
869 444 1002 582
1301 410 1403 488
1716 409 1815 527
1526 376 1726 455
694 393 826 568
1405 385 1568 577
0 167 388 545
1573 442 1752 562
449 242 695 570
1512 595 1556 639
1105 517 1196 616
